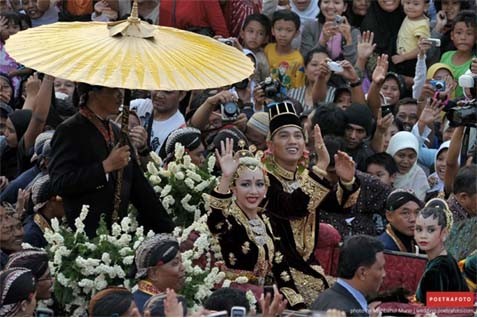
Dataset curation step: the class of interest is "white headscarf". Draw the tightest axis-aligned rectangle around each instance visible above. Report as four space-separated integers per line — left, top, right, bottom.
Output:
386 131 429 200
290 0 320 24
386 131 419 157
290 0 320 49
428 141 451 193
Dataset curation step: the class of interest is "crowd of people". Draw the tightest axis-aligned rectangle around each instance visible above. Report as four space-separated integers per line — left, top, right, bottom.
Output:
0 0 476 316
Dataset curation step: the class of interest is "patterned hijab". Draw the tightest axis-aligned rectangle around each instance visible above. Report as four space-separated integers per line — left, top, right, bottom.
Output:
5 248 49 280
134 233 179 279
159 127 202 164
0 267 36 316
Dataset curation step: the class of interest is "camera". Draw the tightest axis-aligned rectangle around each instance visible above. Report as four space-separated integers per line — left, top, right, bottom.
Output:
445 99 477 128
430 79 446 91
220 101 240 122
381 104 393 117
379 93 393 117
258 76 281 98
334 15 345 25
231 306 247 317
218 38 234 46
327 60 344 73
427 38 441 47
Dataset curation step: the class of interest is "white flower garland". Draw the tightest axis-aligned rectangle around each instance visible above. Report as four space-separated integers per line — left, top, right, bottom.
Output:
45 206 147 316
146 143 218 228
45 143 257 315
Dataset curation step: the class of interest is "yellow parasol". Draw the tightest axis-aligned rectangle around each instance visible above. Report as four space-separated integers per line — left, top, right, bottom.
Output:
4 3 254 91
5 2 254 221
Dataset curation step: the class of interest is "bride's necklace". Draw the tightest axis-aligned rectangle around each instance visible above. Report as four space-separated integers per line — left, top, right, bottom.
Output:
248 218 267 246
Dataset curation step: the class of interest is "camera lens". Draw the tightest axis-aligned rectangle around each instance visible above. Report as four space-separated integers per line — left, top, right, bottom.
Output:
223 102 237 116
265 86 277 98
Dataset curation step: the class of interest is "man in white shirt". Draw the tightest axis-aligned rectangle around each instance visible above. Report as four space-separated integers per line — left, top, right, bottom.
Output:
131 90 186 154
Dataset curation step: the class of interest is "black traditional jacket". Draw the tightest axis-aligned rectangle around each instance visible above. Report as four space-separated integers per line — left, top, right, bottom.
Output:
263 160 360 305
48 112 174 237
207 190 306 309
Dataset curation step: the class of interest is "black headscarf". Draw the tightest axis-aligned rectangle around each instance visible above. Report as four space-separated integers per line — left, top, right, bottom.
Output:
344 0 365 28
385 72 408 101
361 1 405 57
8 109 32 143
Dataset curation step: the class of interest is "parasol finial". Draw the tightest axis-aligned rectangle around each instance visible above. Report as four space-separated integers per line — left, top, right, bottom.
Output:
108 0 155 38
128 0 140 23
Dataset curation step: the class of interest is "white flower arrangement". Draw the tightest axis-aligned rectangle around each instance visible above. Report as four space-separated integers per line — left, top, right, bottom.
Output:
246 290 258 312
177 215 260 311
174 142 185 159
176 215 226 310
44 167 254 316
234 276 249 284
146 144 217 228
146 161 159 175
149 151 162 165
44 206 147 316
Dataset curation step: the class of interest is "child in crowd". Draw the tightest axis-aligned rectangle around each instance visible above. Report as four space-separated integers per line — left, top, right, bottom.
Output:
426 141 450 199
0 12 31 99
393 0 430 77
415 199 469 305
440 10 476 97
300 0 360 63
383 119 400 150
22 0 58 27
264 10 305 90
427 0 473 64
0 13 21 78
381 72 406 109
366 152 399 187
413 37 457 100
240 14 271 82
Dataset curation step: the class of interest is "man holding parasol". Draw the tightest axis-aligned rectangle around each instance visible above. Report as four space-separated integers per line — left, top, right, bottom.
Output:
4 1 254 236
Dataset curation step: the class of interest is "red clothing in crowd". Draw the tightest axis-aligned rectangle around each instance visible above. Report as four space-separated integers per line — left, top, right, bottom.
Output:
223 0 262 38
159 0 230 37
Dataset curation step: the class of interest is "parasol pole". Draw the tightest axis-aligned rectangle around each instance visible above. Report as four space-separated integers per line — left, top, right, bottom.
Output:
111 0 140 222
112 89 131 222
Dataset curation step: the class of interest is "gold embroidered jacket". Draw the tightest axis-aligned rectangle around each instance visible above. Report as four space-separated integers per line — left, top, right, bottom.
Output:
262 162 360 304
206 190 306 309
